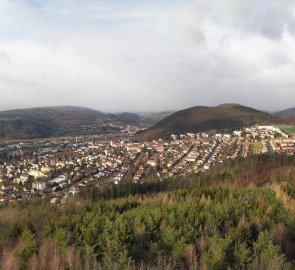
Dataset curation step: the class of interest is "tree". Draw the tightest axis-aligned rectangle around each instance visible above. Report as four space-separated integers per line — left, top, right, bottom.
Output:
253 232 291 270
14 227 38 268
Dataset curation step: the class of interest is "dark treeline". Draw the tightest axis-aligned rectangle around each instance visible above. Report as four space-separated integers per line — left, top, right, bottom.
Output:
0 155 295 269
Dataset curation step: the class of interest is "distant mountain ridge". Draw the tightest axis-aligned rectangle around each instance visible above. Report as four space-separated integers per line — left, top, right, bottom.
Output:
0 104 290 140
136 103 283 141
137 111 175 123
0 106 149 140
275 107 295 117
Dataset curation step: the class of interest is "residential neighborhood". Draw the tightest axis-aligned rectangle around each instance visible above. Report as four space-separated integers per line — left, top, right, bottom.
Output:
0 125 294 204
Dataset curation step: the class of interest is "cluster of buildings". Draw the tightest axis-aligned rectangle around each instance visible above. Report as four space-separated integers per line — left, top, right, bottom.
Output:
0 125 294 204
270 138 295 155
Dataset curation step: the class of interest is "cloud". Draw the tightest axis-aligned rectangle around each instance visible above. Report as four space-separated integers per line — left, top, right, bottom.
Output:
176 0 295 42
0 0 295 112
0 50 11 63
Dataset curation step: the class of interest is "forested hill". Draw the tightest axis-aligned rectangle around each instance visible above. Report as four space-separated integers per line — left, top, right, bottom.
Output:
275 107 295 117
136 103 283 141
0 106 106 139
0 106 149 140
1 155 295 269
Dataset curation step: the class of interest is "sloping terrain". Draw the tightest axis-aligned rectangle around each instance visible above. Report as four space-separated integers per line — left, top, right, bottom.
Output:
0 156 295 269
115 112 154 125
273 107 295 128
136 104 282 141
275 107 295 117
137 111 175 123
0 118 51 139
0 106 146 140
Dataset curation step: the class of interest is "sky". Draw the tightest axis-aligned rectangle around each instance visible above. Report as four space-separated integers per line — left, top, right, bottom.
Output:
1 0 295 112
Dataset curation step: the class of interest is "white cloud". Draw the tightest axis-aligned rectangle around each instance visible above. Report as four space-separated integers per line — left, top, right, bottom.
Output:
1 0 295 112
0 50 11 63
176 0 295 41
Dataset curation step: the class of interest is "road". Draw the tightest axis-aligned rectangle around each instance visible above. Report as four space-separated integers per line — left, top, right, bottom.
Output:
202 142 221 168
121 149 146 182
169 143 196 172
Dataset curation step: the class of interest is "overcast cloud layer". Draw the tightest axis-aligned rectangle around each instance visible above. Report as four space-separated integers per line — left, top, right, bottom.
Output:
1 0 295 112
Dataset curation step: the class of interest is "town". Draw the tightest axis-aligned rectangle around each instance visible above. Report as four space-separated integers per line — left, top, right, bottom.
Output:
0 125 294 204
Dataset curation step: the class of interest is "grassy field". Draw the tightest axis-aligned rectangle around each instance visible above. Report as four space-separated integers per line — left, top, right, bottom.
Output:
277 125 295 136
252 141 263 155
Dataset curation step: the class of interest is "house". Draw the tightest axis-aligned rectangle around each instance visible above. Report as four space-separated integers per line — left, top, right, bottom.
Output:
233 131 243 137
258 125 275 131
13 178 22 185
32 181 46 191
20 173 30 184
223 134 231 139
28 170 44 178
187 133 195 138
204 165 210 170
41 167 51 173
48 175 67 185
185 156 197 162
171 134 178 140
50 198 58 204
147 159 157 167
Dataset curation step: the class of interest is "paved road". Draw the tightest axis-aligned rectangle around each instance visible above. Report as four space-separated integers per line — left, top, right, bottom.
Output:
202 142 221 167
121 149 146 182
169 144 196 172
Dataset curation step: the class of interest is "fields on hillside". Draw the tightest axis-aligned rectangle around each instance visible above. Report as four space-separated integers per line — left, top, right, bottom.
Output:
276 125 295 136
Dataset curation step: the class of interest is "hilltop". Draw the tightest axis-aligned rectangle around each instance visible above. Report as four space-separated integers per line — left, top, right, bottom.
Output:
137 111 175 123
275 107 295 117
273 107 295 128
115 112 155 125
136 103 282 141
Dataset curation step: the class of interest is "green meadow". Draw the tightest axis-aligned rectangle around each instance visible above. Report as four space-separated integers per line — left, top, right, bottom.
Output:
277 125 295 136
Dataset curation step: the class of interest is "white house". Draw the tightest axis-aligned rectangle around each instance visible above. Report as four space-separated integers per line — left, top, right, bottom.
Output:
32 181 46 191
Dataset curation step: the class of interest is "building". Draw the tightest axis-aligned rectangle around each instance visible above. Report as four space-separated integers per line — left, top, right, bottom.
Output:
187 133 195 138
147 159 157 167
32 181 46 191
48 175 67 185
50 198 58 204
233 131 243 137
20 173 30 183
41 167 51 173
28 170 44 178
171 134 178 140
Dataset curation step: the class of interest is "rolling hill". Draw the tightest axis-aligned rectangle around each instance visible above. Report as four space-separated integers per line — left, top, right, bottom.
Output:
0 106 147 140
137 111 175 123
115 112 155 125
273 107 295 127
0 118 51 140
275 107 295 117
136 103 283 141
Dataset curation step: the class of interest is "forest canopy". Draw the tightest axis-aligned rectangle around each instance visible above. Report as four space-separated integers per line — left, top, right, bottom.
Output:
0 155 295 270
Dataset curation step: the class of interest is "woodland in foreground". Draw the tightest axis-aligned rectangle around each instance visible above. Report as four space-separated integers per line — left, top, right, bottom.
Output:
1 155 295 270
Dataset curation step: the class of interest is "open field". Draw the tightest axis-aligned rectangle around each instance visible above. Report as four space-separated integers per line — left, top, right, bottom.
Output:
252 141 263 155
276 125 295 136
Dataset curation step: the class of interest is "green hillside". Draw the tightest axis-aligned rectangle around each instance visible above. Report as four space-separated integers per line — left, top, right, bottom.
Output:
136 104 283 141
0 118 52 139
1 156 295 269
0 106 147 140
